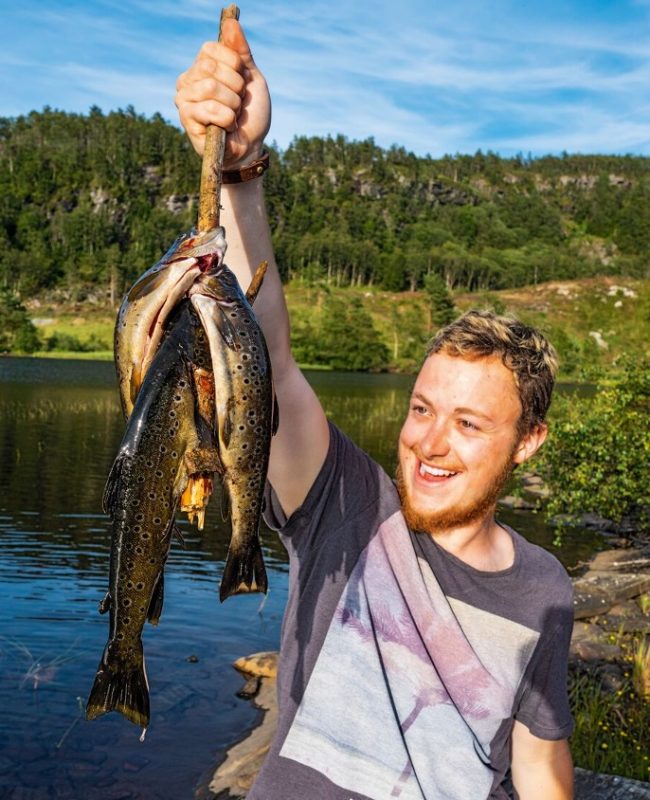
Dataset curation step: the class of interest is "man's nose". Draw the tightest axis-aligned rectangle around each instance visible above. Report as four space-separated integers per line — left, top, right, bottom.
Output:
419 420 450 459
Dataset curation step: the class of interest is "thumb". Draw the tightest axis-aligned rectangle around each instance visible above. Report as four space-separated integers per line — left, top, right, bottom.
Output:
221 18 256 70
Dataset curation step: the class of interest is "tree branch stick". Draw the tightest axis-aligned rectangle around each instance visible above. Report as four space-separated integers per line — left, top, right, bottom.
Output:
197 3 240 232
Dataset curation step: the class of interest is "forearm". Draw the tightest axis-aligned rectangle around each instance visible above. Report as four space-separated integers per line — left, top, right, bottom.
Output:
511 738 574 800
220 178 329 516
220 179 291 370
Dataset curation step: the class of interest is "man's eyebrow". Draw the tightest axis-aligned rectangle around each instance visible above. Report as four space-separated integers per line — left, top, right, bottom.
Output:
411 391 432 406
411 394 495 422
454 406 494 422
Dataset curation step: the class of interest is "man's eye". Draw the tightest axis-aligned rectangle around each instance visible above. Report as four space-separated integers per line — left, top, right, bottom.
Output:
460 419 478 431
411 404 427 415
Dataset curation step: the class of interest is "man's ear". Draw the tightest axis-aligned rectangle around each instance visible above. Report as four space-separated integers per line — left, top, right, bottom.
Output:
513 423 548 466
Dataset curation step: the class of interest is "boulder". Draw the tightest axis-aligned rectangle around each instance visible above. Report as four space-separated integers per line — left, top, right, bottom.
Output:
498 495 536 511
234 651 279 679
588 548 650 574
570 640 622 663
206 675 277 799
575 767 650 799
573 573 650 619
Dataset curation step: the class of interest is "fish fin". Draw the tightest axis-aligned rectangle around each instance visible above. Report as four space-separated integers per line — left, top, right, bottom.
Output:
220 485 231 522
214 305 238 350
103 454 130 516
98 592 111 615
222 396 235 449
219 536 268 602
147 573 165 626
172 525 186 548
272 391 280 437
86 641 150 727
245 260 268 306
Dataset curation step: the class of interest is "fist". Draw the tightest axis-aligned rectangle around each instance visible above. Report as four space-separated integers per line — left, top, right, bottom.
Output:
175 18 271 167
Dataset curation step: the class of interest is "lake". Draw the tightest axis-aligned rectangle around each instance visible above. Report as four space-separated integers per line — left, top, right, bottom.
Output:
0 358 604 799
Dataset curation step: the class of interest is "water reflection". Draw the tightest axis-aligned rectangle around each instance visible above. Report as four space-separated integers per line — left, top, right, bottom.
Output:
0 358 603 799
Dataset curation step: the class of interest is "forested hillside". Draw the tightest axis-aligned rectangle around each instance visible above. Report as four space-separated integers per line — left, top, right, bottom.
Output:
1 107 649 301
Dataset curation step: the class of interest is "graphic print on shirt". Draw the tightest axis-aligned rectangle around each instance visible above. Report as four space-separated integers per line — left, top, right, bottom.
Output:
279 511 540 800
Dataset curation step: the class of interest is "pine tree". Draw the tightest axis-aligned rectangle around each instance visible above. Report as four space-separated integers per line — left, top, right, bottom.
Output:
0 290 41 353
423 273 456 332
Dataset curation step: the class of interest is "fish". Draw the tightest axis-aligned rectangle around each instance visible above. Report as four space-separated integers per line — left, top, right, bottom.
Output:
86 301 220 728
114 227 227 419
190 262 277 602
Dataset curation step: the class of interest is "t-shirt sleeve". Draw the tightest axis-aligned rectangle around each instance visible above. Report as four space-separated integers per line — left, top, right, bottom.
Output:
262 420 383 555
514 596 575 740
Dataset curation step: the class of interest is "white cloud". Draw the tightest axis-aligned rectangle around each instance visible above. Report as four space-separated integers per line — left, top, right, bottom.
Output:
2 0 649 156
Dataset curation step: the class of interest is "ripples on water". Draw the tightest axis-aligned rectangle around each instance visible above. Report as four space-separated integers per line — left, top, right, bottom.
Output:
0 358 603 799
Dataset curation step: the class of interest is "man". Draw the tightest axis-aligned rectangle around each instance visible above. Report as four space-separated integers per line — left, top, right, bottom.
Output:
175 19 575 800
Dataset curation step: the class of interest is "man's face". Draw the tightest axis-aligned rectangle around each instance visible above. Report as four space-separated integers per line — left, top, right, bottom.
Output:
397 352 529 534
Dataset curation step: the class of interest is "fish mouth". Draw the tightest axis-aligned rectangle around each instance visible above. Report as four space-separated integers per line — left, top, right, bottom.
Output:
174 227 227 264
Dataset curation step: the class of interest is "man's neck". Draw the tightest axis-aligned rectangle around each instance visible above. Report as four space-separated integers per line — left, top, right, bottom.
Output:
429 513 515 572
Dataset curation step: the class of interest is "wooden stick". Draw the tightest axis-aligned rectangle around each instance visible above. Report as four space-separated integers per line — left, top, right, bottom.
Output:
197 3 240 232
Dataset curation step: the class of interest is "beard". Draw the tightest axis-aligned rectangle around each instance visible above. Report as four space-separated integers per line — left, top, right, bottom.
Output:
395 448 516 536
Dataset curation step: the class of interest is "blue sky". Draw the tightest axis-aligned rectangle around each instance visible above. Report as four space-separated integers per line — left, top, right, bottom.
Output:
2 0 649 157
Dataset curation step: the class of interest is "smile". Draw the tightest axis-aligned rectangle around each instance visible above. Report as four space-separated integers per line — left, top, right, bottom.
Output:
418 462 459 480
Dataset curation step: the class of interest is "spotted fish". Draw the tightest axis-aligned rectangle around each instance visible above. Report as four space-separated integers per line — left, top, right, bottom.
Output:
86 301 220 728
190 263 277 602
114 227 227 419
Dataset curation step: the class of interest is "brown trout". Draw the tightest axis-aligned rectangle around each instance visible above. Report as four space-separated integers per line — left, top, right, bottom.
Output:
86 301 220 728
190 264 277 602
115 227 227 419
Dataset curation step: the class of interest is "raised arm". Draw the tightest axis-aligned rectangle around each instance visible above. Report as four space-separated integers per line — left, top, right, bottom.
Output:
175 18 330 517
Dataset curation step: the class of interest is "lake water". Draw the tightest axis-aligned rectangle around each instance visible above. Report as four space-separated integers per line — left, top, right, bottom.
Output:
0 358 604 799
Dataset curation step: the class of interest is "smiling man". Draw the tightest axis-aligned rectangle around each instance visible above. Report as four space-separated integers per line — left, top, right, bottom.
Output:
175 18 575 800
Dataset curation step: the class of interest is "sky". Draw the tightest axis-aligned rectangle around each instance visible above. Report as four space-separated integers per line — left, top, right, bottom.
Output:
2 0 650 158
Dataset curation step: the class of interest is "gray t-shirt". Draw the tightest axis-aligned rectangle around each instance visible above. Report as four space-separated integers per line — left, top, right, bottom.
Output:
252 423 574 800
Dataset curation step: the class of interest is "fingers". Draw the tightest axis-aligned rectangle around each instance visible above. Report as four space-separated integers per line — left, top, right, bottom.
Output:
175 20 268 158
177 46 245 93
175 53 246 135
220 18 255 70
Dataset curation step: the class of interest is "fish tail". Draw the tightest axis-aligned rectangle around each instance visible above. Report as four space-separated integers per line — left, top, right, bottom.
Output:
86 641 150 727
219 537 268 602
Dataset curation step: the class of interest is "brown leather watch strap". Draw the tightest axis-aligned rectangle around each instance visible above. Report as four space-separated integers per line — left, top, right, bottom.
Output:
222 151 270 184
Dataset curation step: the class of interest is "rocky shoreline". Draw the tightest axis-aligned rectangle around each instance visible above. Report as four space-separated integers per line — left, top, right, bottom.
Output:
199 540 650 800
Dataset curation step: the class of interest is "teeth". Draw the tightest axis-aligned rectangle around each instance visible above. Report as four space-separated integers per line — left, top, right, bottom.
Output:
420 463 457 478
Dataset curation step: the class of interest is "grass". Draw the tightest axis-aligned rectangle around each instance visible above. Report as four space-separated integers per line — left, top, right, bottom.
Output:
32 350 114 360
25 276 649 375
632 637 650 701
569 667 650 781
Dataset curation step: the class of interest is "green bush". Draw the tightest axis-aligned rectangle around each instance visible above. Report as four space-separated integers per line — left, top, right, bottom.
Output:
320 296 389 371
45 332 110 352
0 290 41 353
538 359 650 535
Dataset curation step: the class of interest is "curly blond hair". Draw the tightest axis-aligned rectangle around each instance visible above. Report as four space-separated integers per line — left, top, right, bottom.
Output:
426 310 559 434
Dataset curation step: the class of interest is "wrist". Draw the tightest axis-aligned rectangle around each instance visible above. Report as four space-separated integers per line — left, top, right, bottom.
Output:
222 151 269 184
224 142 265 172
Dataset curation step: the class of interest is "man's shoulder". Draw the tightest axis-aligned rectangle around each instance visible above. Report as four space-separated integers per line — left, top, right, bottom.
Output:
510 527 574 609
328 421 394 490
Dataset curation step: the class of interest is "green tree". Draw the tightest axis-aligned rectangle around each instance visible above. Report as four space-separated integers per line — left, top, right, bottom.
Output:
423 272 456 332
0 289 41 353
320 296 389 371
538 359 650 535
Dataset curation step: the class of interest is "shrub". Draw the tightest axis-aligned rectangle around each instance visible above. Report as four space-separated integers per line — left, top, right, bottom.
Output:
0 290 41 353
538 359 650 535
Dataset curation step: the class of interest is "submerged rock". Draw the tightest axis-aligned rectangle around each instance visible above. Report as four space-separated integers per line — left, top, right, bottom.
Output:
575 768 650 799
